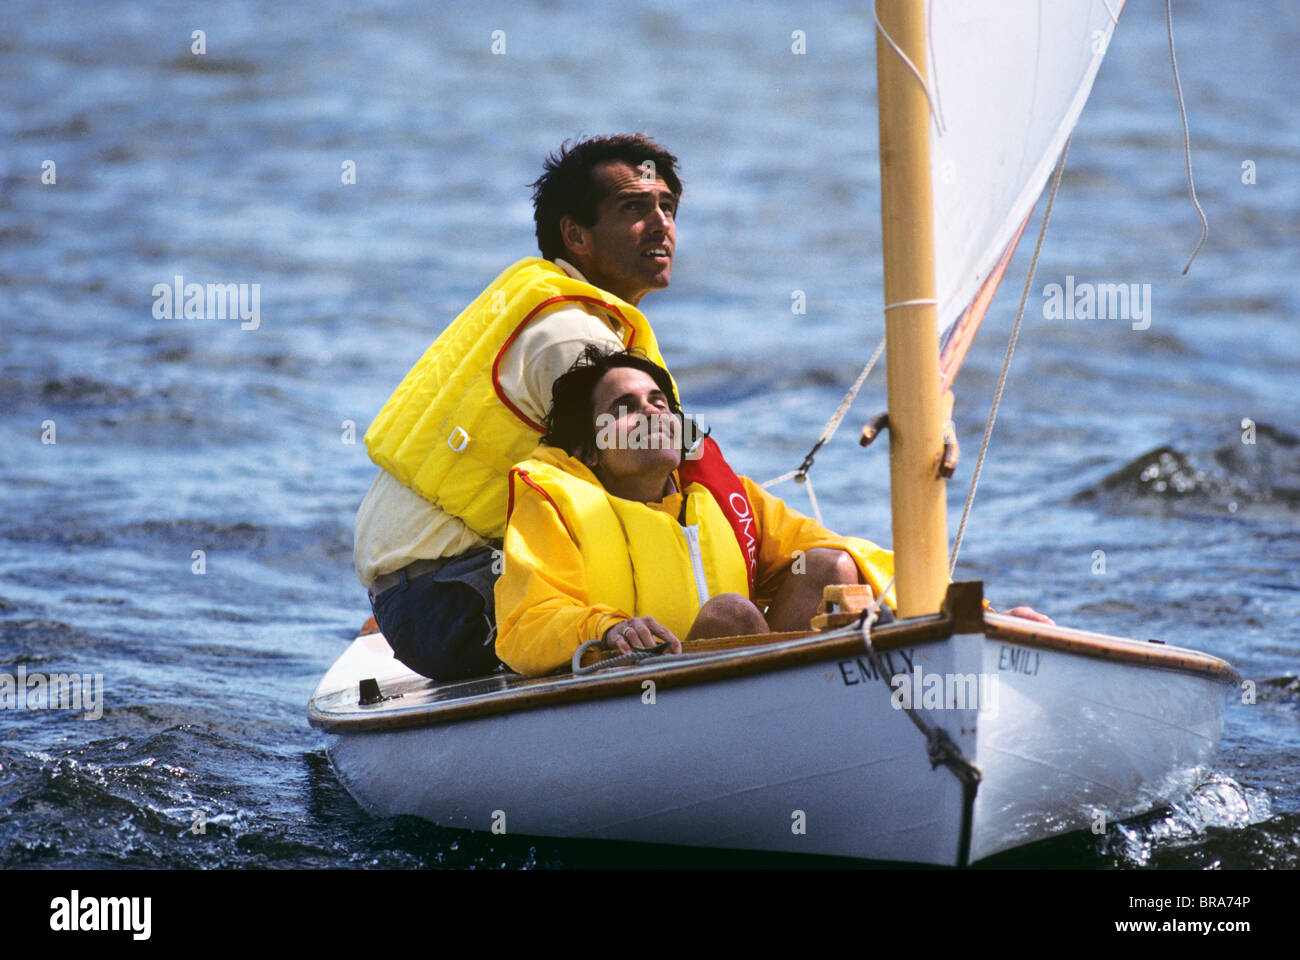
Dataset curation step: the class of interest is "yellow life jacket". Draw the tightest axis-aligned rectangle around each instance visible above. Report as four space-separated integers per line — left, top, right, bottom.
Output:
509 448 752 640
365 258 669 539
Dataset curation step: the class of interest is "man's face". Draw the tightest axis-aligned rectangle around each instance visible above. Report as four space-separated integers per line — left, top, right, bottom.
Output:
588 366 682 484
562 161 677 306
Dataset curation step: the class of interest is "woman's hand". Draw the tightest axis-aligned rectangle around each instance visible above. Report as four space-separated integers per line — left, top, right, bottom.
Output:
603 617 682 655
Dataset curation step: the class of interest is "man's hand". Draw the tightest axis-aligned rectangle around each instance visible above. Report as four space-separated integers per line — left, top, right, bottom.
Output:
603 617 682 655
1004 606 1054 624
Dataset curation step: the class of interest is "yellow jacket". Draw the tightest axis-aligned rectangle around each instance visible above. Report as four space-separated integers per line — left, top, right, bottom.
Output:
495 446 896 676
364 258 669 539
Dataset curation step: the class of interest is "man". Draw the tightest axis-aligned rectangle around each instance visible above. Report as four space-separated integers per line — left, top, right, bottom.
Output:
356 134 684 682
495 348 898 677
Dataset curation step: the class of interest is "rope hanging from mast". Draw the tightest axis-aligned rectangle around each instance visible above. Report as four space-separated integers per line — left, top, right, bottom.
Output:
765 0 1207 565
858 596 981 789
760 335 886 526
1165 0 1208 275
873 4 946 135
949 140 1071 574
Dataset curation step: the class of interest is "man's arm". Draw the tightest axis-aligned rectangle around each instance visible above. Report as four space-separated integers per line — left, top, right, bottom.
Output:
742 477 1052 623
742 477 896 608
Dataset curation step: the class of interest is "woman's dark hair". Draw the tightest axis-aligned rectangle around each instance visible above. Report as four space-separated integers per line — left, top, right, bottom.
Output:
531 134 683 262
542 346 699 462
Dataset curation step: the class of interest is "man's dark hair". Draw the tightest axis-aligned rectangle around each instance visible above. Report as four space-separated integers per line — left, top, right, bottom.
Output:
531 134 683 262
543 345 699 462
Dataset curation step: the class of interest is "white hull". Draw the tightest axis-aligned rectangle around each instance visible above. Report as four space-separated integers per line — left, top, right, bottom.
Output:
312 613 1233 865
969 638 1224 862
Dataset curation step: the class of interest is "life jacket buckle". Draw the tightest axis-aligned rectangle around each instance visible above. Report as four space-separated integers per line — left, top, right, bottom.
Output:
448 426 470 452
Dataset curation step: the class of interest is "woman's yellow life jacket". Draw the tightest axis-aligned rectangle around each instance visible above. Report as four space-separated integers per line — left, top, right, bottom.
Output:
364 258 669 539
509 448 752 640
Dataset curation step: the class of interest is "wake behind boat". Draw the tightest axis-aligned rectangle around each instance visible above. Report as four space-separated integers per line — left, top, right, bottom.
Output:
311 583 1237 865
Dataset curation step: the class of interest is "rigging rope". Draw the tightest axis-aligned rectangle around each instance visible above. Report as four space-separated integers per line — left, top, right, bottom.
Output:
949 140 1071 574
767 1 1206 564
572 636 674 675
760 335 886 525
924 0 947 133
873 5 946 135
802 473 823 527
884 297 938 312
1165 0 1208 275
858 594 980 787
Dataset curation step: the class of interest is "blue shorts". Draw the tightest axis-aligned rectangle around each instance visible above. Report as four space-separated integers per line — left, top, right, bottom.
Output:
368 545 502 681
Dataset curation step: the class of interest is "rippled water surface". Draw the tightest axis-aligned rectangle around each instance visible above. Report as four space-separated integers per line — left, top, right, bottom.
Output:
2 0 1297 870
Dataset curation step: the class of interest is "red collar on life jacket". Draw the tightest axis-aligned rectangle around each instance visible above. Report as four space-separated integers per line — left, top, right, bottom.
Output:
677 436 757 599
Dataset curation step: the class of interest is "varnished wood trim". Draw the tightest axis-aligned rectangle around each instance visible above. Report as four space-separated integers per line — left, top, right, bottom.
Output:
984 613 1241 683
312 583 1239 733
943 580 985 634
574 630 816 669
310 614 954 732
820 584 876 614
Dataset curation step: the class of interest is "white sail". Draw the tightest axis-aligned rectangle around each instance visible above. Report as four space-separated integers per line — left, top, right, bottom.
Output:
928 0 1124 348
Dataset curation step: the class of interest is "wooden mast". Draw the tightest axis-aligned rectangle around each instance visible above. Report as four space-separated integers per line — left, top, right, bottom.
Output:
875 0 949 616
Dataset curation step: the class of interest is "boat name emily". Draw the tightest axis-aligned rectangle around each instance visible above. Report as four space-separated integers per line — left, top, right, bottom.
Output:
837 649 915 686
997 645 1042 676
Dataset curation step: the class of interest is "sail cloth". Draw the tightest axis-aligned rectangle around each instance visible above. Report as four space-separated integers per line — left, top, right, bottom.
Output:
927 0 1124 376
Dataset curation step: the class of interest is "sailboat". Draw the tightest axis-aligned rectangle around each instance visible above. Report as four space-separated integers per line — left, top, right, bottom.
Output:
309 0 1238 866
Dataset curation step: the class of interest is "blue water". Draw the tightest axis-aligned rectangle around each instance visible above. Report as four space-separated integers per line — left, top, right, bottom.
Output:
1 0 1297 869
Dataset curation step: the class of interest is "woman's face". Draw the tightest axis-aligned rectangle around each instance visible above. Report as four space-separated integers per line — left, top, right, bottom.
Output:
587 366 682 484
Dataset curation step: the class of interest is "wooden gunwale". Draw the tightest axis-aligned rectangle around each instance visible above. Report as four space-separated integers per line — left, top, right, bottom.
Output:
985 612 1240 683
309 614 953 733
310 601 1237 733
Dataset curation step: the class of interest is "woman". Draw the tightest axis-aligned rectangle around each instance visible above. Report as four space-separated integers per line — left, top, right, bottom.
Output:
493 347 896 676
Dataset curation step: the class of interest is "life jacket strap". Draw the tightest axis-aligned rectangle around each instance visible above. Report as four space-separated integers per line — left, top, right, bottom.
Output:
678 437 758 599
